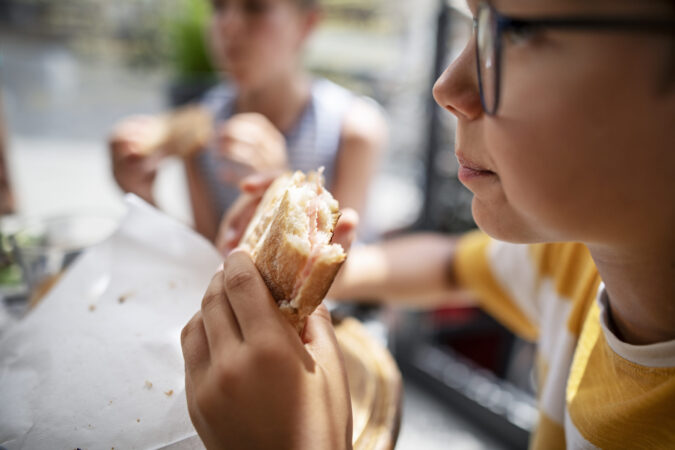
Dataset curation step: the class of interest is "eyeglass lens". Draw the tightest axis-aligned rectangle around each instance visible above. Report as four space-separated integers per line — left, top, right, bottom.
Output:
477 5 498 114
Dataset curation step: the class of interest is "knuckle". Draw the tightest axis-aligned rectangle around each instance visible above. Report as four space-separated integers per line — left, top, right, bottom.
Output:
181 316 200 346
195 386 220 419
224 269 255 293
200 292 221 313
250 342 287 368
202 270 225 298
213 362 238 393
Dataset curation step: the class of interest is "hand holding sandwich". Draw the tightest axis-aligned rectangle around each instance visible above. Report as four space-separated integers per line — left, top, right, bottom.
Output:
181 251 354 450
214 173 277 256
183 170 358 448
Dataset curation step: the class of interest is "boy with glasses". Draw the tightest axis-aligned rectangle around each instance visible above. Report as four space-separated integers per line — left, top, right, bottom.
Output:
181 0 675 448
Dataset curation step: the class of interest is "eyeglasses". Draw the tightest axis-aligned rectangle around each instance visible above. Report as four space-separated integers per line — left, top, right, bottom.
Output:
474 2 675 115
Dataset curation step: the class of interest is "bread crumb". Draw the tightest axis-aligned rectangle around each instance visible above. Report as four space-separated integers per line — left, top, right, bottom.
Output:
164 389 174 397
109 400 113 405
118 292 134 304
88 304 96 312
136 418 140 423
144 380 153 389
169 281 177 289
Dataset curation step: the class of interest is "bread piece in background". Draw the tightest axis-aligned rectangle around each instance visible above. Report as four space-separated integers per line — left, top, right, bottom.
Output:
164 105 213 158
240 170 346 333
134 105 213 158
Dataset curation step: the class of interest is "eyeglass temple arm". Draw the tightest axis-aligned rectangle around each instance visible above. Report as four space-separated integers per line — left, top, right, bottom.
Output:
502 16 675 33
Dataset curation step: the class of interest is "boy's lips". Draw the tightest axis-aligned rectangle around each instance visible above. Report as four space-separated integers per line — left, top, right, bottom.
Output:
456 154 496 184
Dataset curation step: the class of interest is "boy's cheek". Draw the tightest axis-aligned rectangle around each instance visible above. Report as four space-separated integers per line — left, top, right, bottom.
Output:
483 124 599 241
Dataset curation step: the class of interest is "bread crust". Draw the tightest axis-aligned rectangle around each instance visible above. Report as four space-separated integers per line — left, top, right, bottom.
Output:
280 250 345 333
253 192 309 304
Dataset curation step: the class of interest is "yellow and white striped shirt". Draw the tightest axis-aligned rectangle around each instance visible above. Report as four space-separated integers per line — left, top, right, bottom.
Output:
455 231 675 449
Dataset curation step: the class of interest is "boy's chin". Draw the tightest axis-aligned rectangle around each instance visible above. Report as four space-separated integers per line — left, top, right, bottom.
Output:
471 199 542 244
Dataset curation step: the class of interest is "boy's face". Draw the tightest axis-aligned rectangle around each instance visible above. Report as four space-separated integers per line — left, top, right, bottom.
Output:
210 0 315 89
434 0 675 248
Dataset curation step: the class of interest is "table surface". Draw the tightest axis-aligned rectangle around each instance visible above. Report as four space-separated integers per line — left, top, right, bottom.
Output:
397 378 509 450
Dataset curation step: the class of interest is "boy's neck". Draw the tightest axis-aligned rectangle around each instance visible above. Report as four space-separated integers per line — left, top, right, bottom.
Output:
235 72 312 134
589 242 675 346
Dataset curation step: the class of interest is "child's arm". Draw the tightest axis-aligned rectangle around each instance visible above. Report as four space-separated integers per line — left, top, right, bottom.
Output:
330 98 387 219
329 233 477 309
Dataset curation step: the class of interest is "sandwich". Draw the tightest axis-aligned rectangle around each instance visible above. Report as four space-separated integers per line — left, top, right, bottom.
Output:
136 105 212 158
163 105 213 158
239 169 346 334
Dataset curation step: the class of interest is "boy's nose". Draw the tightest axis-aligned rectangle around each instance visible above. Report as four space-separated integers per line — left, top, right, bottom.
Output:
433 38 483 121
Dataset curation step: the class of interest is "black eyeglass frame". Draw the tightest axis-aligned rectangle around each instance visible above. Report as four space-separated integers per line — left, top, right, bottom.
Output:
474 2 675 115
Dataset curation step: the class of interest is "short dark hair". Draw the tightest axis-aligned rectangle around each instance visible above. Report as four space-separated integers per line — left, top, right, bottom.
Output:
296 0 319 9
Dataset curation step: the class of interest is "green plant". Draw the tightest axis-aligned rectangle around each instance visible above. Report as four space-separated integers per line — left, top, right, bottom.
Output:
165 0 215 80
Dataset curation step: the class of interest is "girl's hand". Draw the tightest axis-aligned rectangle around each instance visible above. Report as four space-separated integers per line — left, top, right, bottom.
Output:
109 115 168 204
214 173 278 256
215 113 288 184
181 251 353 450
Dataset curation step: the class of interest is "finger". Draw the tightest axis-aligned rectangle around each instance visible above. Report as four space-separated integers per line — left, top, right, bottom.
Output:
222 250 285 340
215 213 241 256
201 269 243 356
239 172 279 194
226 142 258 165
215 195 261 256
331 208 359 253
181 311 210 377
218 117 260 144
302 304 344 370
237 113 280 136
110 139 149 161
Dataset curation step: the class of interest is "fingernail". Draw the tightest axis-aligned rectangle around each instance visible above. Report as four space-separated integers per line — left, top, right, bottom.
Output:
224 228 237 244
226 247 245 259
239 174 261 189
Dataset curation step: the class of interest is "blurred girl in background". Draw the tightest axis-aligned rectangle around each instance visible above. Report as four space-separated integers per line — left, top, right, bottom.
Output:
110 0 386 242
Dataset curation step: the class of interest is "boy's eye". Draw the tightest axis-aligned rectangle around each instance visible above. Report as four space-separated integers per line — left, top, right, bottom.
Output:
243 0 269 14
504 25 539 45
210 0 269 15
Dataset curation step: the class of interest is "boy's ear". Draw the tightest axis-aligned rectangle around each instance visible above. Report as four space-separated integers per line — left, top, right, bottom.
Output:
300 8 321 42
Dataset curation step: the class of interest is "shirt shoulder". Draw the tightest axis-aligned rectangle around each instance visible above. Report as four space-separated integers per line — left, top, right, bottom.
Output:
566 288 675 448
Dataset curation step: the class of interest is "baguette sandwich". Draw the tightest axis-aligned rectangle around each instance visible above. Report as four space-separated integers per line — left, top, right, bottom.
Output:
239 169 346 334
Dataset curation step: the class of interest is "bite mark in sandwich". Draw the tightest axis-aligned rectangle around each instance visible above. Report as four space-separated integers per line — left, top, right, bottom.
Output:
239 169 346 334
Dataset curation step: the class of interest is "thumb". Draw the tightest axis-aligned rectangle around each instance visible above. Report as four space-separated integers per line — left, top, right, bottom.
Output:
331 208 359 253
239 171 280 195
302 304 343 369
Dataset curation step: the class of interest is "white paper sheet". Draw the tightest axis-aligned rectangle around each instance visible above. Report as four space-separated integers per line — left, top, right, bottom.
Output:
0 196 222 450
